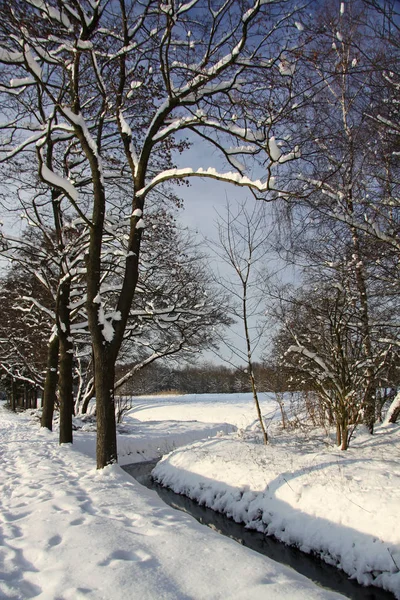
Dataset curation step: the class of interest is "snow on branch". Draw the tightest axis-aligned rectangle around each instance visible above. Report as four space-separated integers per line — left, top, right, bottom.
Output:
287 344 334 379
136 167 274 198
0 47 24 63
20 296 56 320
23 46 42 80
39 159 78 201
27 0 73 28
0 129 46 162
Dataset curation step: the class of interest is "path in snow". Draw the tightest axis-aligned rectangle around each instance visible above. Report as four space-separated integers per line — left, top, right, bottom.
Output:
0 404 344 600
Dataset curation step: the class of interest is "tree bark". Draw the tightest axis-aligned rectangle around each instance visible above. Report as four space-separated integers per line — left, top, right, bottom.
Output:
11 378 16 412
41 334 59 430
94 349 117 468
58 335 74 444
388 395 400 424
32 388 38 409
249 367 268 444
81 384 95 414
350 226 376 433
57 278 74 445
389 404 400 424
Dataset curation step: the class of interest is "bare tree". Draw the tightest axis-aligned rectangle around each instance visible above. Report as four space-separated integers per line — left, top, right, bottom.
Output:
275 0 400 433
270 270 398 449
211 202 273 444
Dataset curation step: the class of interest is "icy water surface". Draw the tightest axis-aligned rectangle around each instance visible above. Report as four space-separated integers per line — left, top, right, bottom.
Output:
122 461 395 600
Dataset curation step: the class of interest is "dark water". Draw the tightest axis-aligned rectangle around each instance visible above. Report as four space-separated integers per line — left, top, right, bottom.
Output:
122 461 396 600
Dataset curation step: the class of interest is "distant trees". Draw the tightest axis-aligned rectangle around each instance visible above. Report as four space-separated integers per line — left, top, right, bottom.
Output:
0 237 55 411
117 361 287 396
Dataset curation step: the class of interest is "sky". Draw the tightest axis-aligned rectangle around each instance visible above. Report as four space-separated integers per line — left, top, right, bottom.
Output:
171 137 287 366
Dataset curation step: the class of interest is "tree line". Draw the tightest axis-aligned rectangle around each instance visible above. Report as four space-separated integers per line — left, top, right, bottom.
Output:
116 362 292 396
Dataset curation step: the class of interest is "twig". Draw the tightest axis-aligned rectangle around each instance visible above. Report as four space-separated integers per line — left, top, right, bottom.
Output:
388 548 400 571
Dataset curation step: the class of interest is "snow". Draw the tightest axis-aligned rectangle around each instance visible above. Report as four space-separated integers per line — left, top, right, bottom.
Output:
278 60 295 76
76 40 93 50
147 395 400 599
117 417 236 463
126 392 280 431
268 136 282 162
40 163 78 201
0 47 24 63
384 391 400 424
0 400 344 600
24 47 42 80
137 166 271 198
62 108 104 184
29 0 72 28
9 77 35 87
118 111 139 170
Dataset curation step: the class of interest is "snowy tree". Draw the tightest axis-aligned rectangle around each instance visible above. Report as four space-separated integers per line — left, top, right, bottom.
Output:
0 265 49 409
273 0 400 433
76 216 232 412
271 269 398 448
0 194 89 440
0 0 303 467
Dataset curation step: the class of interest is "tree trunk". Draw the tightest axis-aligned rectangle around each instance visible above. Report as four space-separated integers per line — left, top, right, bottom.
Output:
249 367 268 444
41 334 59 431
81 383 95 414
388 393 400 424
94 349 117 468
32 388 38 409
57 278 74 445
11 378 16 412
389 404 400 424
58 335 74 444
350 217 375 433
336 421 341 446
341 420 349 450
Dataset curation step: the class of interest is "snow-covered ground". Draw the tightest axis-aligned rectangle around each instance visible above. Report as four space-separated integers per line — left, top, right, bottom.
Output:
114 392 279 463
116 392 400 598
137 393 400 598
1 392 399 599
0 398 344 600
125 392 280 431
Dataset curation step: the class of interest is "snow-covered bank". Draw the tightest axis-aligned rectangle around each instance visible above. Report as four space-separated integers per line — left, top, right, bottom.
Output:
0 403 344 600
153 424 400 599
117 419 236 464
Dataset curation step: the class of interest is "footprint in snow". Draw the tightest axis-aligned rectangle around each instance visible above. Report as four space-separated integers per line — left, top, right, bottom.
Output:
47 534 62 547
70 517 86 526
1 510 31 523
98 548 153 566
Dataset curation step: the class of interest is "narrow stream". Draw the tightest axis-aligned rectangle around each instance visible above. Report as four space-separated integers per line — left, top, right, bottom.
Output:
122 461 395 600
